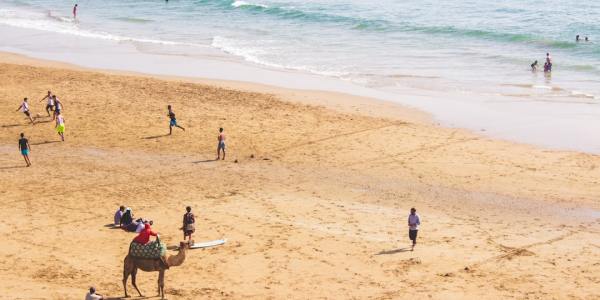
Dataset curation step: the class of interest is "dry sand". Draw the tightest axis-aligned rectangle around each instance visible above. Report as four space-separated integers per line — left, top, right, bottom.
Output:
1 53 600 299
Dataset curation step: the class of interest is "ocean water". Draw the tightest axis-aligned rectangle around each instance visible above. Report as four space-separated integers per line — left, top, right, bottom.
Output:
1 0 600 151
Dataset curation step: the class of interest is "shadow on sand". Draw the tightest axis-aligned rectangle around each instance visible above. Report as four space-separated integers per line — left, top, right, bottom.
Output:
1 123 26 128
142 134 170 140
376 247 412 255
0 165 27 170
192 159 216 164
104 223 122 229
31 140 61 146
104 297 150 300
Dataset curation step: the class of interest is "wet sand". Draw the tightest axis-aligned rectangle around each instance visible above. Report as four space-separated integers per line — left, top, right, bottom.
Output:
1 54 600 299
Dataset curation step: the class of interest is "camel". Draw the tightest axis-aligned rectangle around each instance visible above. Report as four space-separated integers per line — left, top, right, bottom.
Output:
123 241 188 299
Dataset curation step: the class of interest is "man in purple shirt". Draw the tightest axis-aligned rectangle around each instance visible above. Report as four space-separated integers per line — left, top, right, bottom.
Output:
408 207 420 251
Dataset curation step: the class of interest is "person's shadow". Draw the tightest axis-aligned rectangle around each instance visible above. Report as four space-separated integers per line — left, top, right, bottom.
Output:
142 134 170 140
0 165 27 170
375 247 412 255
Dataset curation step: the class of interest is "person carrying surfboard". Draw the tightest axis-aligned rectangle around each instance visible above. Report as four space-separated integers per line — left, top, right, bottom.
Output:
182 206 195 243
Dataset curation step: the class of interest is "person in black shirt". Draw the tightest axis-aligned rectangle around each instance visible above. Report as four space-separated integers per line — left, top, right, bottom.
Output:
18 133 31 167
167 105 185 135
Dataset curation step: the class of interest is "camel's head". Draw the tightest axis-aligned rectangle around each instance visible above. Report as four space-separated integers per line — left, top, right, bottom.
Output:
179 241 190 250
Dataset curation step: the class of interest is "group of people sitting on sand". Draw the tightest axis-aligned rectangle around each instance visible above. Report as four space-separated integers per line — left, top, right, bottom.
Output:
114 206 154 233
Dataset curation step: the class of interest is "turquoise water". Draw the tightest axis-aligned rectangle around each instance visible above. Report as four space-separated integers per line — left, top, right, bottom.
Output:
1 0 599 94
1 0 600 151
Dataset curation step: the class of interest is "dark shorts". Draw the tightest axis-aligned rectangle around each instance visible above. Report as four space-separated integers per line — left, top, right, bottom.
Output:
170 119 177 127
24 111 30 117
46 104 54 111
409 229 418 241
54 109 61 115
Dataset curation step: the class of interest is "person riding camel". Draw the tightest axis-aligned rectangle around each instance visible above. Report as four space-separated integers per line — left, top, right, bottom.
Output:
132 223 169 268
133 223 157 244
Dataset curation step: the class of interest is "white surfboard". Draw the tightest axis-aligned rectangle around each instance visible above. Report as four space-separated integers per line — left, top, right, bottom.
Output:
190 238 227 249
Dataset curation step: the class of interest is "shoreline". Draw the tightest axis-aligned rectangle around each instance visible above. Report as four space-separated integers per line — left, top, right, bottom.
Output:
2 22 600 154
0 51 431 125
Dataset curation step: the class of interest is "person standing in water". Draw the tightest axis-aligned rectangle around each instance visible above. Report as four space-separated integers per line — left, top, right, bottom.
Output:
408 207 420 251
16 97 34 124
18 133 31 167
217 127 226 160
39 90 54 116
545 52 552 72
72 4 78 19
576 35 580 42
55 113 65 141
167 105 185 135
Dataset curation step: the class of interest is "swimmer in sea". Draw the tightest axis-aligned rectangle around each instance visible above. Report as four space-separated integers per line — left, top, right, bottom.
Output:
530 60 538 72
576 35 580 42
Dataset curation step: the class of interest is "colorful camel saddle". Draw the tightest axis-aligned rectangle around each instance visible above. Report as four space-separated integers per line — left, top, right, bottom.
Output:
129 240 166 259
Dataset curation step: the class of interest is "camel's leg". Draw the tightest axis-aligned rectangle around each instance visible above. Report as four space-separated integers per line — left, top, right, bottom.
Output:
123 258 131 298
158 269 165 299
131 267 143 297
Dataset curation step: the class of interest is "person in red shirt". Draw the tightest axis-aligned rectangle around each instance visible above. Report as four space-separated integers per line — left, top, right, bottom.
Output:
133 223 158 244
131 223 169 268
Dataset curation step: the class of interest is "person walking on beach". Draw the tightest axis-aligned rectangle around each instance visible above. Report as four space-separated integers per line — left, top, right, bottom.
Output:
73 4 78 19
217 127 226 160
55 113 65 141
408 207 420 251
39 90 54 116
182 206 195 243
18 133 31 167
16 98 34 124
167 105 185 135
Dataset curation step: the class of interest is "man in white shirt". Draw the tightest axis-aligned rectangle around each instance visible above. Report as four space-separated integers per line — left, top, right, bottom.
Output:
15 97 34 124
408 208 420 251
85 287 103 300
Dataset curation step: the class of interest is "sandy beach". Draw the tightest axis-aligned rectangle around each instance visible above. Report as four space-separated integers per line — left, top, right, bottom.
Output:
1 53 600 299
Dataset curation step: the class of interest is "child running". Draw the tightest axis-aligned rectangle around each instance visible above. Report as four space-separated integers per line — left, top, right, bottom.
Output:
18 133 31 167
39 90 54 116
217 127 226 160
167 105 185 135
15 98 34 124
55 113 65 141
